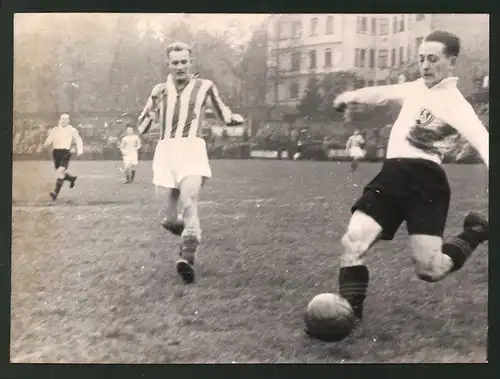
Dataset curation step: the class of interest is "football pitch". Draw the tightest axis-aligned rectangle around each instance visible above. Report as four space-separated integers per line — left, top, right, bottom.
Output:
10 159 488 363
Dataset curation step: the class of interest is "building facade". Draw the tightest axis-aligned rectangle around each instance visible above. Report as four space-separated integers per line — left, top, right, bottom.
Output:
266 13 489 107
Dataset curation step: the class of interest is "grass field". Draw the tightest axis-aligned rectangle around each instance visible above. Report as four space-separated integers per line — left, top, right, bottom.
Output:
10 159 488 363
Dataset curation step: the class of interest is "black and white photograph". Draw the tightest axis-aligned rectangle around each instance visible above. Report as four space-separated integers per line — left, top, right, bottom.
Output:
11 13 489 364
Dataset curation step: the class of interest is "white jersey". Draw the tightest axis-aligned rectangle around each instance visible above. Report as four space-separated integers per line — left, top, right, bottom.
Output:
346 135 365 150
44 125 83 154
345 77 488 167
120 135 141 155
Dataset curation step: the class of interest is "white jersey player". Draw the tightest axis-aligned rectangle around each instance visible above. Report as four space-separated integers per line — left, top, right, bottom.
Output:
305 30 489 342
43 113 84 202
345 129 366 172
119 126 142 183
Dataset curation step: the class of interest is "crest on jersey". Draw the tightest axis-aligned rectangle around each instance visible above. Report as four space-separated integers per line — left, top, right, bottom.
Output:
416 108 435 126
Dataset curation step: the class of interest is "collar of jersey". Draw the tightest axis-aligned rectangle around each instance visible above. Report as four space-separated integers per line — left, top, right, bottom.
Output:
166 73 198 96
418 76 459 91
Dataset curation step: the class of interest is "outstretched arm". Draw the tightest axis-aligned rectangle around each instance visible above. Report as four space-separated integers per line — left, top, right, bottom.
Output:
207 82 244 126
334 81 414 111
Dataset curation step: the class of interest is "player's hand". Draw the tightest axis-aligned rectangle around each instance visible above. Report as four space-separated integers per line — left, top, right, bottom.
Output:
333 91 355 112
229 113 244 126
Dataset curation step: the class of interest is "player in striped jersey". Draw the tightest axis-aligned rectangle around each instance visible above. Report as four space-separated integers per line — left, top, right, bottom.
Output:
137 42 244 284
43 113 84 202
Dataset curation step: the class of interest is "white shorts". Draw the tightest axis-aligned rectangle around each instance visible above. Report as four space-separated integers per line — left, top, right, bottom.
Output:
349 147 366 159
152 137 212 189
123 152 138 166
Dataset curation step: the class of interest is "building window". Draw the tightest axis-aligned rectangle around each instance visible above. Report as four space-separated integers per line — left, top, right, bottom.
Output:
416 14 425 21
309 50 317 69
399 15 405 32
354 49 359 67
357 16 367 33
359 49 366 67
371 17 377 34
399 46 404 65
325 48 332 67
289 82 299 99
377 79 387 86
310 17 318 36
368 80 375 86
415 37 424 53
326 15 333 34
369 49 375 68
379 18 389 35
391 48 396 67
378 49 388 68
393 16 398 33
291 51 301 72
291 21 302 38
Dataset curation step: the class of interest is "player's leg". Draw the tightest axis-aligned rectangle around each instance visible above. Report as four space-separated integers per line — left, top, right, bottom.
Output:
174 175 205 284
351 157 359 172
178 175 204 255
130 153 138 182
407 196 488 282
61 151 76 188
123 155 131 183
339 189 404 319
50 150 66 200
157 186 184 236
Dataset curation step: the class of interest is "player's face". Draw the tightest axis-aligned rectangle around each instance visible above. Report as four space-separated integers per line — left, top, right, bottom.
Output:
168 49 192 83
126 127 133 135
418 41 456 88
59 115 70 127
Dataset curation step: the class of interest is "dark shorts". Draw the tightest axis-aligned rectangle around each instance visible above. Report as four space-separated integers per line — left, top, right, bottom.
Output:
53 149 71 169
351 158 451 240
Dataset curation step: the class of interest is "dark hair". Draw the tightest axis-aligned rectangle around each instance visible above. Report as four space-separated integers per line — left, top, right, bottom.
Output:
166 41 193 58
423 30 461 57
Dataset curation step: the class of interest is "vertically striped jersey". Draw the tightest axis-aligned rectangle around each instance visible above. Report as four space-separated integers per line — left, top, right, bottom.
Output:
138 74 233 139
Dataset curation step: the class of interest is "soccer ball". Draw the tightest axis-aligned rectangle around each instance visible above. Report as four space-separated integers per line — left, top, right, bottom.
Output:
304 293 357 342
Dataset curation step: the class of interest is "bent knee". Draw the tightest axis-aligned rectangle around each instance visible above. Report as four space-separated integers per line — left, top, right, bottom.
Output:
410 235 450 283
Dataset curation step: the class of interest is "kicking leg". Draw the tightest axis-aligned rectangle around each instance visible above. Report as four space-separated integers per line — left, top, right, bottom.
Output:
175 175 204 284
409 212 488 282
339 210 382 319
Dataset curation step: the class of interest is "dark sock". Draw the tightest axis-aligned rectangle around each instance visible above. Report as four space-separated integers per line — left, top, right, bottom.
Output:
131 169 136 180
339 265 369 319
54 178 64 194
64 173 75 181
442 229 482 272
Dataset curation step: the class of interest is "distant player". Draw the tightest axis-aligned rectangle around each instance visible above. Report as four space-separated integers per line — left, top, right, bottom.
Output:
119 125 142 183
43 113 83 202
137 42 244 284
324 30 488 332
345 129 366 172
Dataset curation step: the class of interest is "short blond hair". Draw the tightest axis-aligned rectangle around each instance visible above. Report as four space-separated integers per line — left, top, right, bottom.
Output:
166 41 193 59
